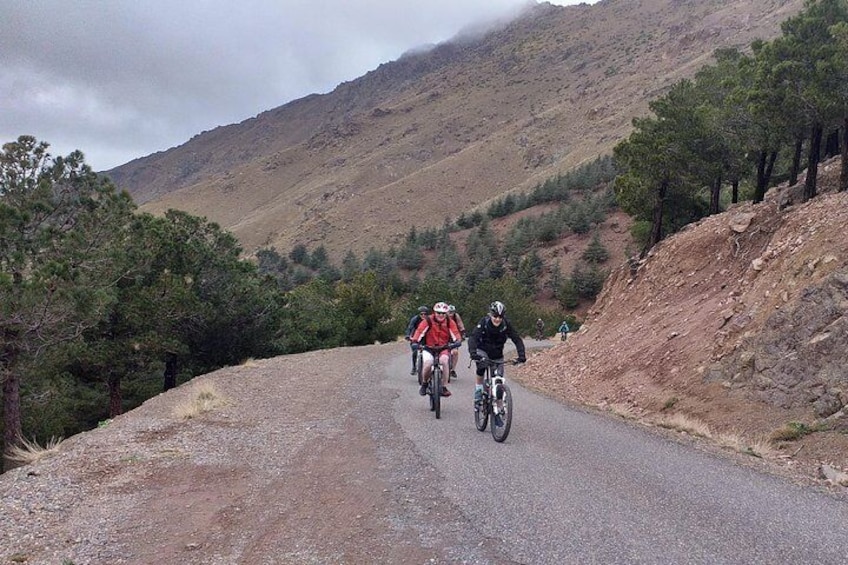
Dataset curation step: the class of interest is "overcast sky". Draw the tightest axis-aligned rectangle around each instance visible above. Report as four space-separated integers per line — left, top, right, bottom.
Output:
2 1 596 171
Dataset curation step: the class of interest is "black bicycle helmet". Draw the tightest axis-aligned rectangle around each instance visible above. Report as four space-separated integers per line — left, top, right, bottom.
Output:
490 301 506 316
418 305 429 314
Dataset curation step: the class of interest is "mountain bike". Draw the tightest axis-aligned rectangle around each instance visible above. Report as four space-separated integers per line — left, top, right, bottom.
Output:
473 357 517 442
422 342 461 419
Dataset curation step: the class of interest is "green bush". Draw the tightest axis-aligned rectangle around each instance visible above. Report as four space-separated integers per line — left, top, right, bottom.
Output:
582 233 610 264
571 263 608 299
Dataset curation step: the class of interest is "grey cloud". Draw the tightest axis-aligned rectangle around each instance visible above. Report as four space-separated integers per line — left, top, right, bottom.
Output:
1 0 588 170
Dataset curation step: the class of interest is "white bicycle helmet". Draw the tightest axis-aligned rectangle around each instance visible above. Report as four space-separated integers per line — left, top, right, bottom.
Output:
433 302 449 314
490 301 506 316
447 304 456 313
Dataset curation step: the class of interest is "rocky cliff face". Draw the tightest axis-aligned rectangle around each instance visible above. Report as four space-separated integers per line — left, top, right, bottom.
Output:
710 187 848 420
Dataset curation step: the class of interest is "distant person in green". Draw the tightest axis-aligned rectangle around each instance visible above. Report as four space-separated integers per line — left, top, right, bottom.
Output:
535 318 545 340
558 320 570 341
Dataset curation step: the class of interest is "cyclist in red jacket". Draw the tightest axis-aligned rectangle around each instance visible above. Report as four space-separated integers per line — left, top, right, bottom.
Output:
410 301 462 397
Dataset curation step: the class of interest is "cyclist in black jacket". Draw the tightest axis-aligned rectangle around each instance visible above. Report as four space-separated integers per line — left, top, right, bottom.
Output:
404 305 430 374
467 301 526 404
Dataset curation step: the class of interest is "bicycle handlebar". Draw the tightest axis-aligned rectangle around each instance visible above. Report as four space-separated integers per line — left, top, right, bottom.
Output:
467 356 522 368
413 341 462 353
425 342 462 353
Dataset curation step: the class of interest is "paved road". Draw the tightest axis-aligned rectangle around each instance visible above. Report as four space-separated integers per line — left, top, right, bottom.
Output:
382 344 848 564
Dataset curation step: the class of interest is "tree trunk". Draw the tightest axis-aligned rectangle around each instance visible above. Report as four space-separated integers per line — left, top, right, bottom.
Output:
710 174 722 215
841 117 848 193
804 123 823 202
2 369 22 473
765 151 777 189
163 351 178 391
645 178 668 255
754 150 768 203
108 372 123 417
731 178 740 204
824 128 840 159
790 137 803 186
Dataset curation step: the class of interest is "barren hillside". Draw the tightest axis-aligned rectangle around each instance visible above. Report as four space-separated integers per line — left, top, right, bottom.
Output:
106 0 804 261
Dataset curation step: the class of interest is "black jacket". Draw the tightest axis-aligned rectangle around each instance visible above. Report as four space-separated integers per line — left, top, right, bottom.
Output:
468 315 526 360
404 314 425 339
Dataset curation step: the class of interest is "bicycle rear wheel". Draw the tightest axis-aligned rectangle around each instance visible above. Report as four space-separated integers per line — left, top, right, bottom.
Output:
490 384 512 442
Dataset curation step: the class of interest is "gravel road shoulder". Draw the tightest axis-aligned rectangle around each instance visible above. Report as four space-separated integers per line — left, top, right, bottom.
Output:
2 343 513 565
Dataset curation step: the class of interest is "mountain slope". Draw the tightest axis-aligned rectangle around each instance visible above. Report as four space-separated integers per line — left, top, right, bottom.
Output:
106 0 805 260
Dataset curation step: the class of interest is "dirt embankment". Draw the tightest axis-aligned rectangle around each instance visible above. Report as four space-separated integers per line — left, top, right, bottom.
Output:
517 169 848 486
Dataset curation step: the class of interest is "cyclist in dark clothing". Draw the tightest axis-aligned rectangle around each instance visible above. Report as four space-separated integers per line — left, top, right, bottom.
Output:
447 304 465 380
404 305 430 375
468 300 526 404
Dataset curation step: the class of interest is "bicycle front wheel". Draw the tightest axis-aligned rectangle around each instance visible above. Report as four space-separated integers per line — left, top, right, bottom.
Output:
474 395 489 431
490 385 512 442
432 367 442 419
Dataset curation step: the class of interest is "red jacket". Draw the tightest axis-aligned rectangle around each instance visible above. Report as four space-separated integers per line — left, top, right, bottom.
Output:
411 315 461 348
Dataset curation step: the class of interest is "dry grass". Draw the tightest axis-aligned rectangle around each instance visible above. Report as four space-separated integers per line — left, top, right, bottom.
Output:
656 413 713 438
173 382 227 420
716 432 779 459
605 402 640 419
654 414 780 459
770 421 817 442
5 436 64 465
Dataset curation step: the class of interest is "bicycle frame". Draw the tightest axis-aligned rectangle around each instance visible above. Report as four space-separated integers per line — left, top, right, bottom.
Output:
473 356 513 442
421 343 458 419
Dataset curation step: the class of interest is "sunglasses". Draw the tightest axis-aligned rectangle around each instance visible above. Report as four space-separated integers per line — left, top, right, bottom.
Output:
491 314 502 319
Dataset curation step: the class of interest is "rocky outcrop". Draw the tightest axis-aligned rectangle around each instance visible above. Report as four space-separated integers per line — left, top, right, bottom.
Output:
718 268 847 416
